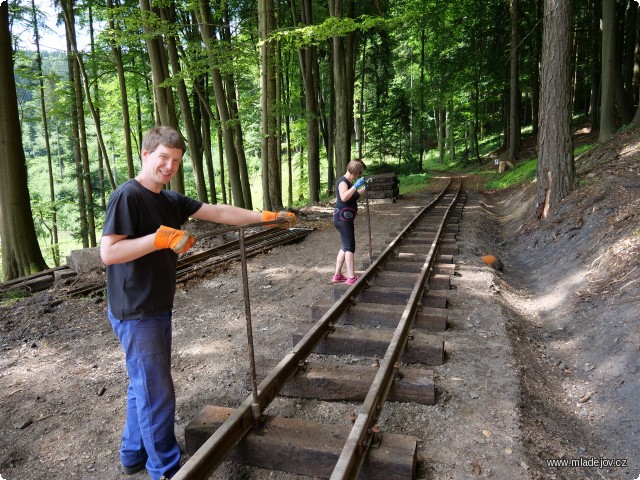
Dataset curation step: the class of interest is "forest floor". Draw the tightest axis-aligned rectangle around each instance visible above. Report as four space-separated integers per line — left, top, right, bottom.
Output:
1 124 639 480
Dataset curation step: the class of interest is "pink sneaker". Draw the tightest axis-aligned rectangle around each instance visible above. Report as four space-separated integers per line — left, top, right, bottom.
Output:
345 276 359 285
332 274 347 283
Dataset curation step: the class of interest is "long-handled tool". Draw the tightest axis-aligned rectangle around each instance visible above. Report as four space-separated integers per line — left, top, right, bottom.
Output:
237 226 261 425
365 178 373 263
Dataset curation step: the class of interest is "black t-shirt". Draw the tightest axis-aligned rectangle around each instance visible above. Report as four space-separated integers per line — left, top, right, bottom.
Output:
102 179 202 319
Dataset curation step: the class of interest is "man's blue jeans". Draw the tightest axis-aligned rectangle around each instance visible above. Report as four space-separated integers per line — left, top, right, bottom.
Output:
109 307 181 480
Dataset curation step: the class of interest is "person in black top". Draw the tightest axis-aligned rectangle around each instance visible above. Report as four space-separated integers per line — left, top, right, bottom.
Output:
332 158 367 286
100 126 295 480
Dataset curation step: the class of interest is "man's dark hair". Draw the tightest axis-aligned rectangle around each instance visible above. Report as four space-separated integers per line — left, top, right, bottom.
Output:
142 126 187 155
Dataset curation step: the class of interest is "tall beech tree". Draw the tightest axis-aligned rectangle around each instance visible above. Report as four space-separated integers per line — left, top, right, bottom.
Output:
329 0 356 176
0 1 48 280
139 0 185 193
220 2 253 210
107 0 136 181
160 4 208 202
196 0 248 208
31 0 59 266
291 0 321 202
259 0 281 210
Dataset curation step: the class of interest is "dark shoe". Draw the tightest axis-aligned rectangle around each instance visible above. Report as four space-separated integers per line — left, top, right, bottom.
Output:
121 459 146 475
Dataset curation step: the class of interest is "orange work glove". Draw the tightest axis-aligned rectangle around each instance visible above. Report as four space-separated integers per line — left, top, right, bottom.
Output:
153 225 196 254
261 210 297 229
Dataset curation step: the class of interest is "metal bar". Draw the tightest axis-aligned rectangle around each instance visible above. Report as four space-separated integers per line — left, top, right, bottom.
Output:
193 218 292 241
175 229 314 280
365 180 373 263
238 227 261 422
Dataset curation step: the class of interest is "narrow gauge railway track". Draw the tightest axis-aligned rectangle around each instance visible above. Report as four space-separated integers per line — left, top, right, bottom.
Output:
175 226 314 285
15 227 314 299
179 178 465 480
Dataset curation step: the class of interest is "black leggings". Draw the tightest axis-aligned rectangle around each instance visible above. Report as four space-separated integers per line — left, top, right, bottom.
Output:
334 219 356 253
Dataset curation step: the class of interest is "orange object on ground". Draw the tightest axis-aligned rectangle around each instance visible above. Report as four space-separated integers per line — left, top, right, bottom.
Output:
481 255 503 271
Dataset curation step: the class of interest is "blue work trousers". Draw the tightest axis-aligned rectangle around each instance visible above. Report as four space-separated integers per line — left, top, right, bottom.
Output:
109 307 181 480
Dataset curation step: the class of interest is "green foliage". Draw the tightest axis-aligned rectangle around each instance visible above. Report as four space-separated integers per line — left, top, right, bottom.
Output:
270 15 395 49
574 143 593 157
398 173 434 195
484 158 537 190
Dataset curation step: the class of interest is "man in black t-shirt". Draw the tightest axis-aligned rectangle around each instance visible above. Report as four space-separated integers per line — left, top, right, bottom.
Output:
100 126 295 480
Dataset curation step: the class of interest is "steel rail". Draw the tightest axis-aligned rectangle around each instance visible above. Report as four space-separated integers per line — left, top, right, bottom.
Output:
62 228 313 298
331 178 461 479
175 228 313 282
0 221 289 295
178 227 304 270
173 178 455 480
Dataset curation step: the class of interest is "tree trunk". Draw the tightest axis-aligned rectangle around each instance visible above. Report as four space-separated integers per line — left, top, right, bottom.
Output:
447 100 455 161
161 5 208 202
217 120 227 204
61 0 116 192
531 0 542 135
139 0 184 193
88 5 107 210
625 0 638 105
221 3 253 210
64 23 89 248
284 61 293 207
589 0 602 130
633 97 640 125
198 90 216 204
31 0 59 266
107 0 135 180
615 72 633 124
329 0 351 175
195 0 245 207
356 34 366 162
419 25 425 172
508 0 521 162
259 0 281 209
437 107 445 163
599 0 617 141
326 40 336 195
537 0 574 219
291 0 320 203
0 1 48 280
69 30 97 247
